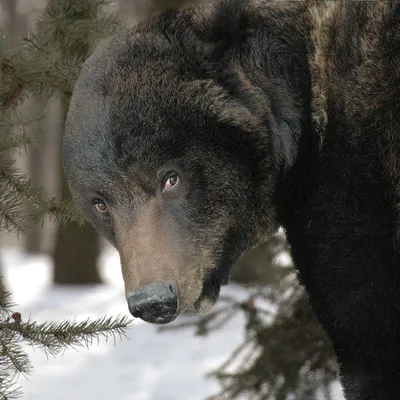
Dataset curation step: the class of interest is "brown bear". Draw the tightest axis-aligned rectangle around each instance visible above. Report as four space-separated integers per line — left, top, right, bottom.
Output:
63 1 400 398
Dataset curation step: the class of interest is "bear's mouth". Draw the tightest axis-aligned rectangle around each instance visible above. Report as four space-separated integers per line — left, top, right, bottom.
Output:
193 294 218 314
193 268 223 314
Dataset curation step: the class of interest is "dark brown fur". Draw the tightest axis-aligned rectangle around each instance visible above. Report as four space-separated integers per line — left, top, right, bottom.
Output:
64 1 400 398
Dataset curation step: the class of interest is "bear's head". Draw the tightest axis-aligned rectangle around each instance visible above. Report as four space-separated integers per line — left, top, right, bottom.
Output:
63 4 305 324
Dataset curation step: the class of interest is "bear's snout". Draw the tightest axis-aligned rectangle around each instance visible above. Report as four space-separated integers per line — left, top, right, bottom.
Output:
127 282 179 324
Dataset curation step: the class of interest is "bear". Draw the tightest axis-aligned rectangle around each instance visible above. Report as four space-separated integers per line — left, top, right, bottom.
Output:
62 1 400 399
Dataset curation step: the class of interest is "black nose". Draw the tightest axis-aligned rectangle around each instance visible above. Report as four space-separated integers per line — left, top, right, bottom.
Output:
127 283 178 324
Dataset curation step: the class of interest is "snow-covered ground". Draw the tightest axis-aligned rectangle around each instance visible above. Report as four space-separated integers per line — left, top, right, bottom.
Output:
1 248 344 400
1 248 251 400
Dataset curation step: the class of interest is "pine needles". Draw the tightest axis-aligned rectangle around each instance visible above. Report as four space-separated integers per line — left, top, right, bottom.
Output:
0 284 131 399
0 1 131 397
0 0 124 235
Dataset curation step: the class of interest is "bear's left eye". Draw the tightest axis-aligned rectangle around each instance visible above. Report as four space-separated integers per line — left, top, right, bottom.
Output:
163 173 179 191
93 199 108 213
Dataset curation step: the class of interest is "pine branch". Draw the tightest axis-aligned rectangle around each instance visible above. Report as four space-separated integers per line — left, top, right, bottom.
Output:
0 370 23 400
0 31 31 110
0 183 29 235
32 197 85 227
0 165 45 233
25 1 122 97
0 133 35 154
0 286 15 320
0 107 45 146
0 337 32 378
0 315 131 358
0 2 129 399
0 159 85 234
0 280 132 398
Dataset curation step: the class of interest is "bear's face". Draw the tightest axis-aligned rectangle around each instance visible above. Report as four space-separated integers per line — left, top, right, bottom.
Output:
63 22 278 324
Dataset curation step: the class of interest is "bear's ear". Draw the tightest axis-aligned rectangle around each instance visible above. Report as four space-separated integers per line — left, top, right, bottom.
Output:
177 77 264 132
175 72 300 171
180 64 301 170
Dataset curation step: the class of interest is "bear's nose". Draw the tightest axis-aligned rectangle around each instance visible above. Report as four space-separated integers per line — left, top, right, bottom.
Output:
127 283 178 324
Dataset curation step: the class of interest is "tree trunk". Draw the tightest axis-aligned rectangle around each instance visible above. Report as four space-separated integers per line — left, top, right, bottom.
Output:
53 195 102 284
52 101 102 285
25 98 60 255
53 173 102 285
1 0 17 34
25 98 45 255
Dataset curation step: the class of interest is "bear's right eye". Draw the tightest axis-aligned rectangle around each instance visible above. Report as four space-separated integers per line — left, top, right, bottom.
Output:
163 173 179 192
93 199 108 213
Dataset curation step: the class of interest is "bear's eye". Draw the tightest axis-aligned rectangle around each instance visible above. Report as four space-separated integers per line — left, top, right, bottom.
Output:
93 199 108 213
163 173 179 191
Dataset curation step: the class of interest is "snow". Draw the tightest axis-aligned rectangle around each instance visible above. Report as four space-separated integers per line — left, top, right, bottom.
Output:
1 248 344 400
1 248 249 400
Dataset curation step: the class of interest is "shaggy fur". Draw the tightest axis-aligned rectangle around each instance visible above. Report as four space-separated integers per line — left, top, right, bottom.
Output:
63 1 400 398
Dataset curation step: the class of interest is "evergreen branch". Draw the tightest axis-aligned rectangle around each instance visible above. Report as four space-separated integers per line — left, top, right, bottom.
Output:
0 371 22 400
0 337 32 378
21 34 53 55
0 2 129 399
36 1 122 54
0 280 132 399
0 109 45 155
0 108 44 131
1 164 46 206
0 57 25 110
0 133 35 154
0 286 15 320
32 197 85 227
0 191 28 235
1 315 131 357
0 162 85 232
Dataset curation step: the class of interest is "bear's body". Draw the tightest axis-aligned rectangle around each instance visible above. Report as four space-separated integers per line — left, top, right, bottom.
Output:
63 1 400 398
